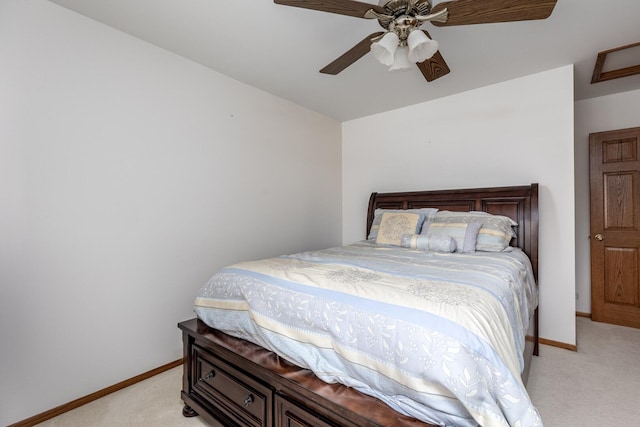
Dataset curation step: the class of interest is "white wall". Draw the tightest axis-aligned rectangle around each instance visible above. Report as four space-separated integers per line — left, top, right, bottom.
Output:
0 1 342 425
574 88 640 314
342 66 576 347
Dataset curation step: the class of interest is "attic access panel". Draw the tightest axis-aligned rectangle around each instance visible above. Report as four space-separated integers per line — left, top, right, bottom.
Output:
591 41 640 84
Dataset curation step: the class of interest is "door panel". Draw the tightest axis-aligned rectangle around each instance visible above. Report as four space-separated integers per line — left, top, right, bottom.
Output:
604 247 638 305
604 172 636 229
590 127 640 328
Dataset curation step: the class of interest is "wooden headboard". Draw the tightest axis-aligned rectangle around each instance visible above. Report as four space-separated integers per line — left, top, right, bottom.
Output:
367 184 539 279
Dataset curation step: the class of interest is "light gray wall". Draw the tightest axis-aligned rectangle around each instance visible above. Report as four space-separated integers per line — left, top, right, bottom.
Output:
574 88 640 314
342 66 577 347
0 1 342 425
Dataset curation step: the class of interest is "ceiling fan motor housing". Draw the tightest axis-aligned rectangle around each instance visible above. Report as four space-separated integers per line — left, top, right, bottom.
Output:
388 17 419 45
378 0 432 18
374 0 434 43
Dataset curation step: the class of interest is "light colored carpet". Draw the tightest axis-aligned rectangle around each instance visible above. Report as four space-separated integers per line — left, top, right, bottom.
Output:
36 368 207 427
38 317 640 426
527 316 640 426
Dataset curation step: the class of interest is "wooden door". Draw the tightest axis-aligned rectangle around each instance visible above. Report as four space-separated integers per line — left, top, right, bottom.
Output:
590 126 640 328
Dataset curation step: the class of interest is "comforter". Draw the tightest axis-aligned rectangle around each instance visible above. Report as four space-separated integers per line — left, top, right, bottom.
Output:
194 242 541 427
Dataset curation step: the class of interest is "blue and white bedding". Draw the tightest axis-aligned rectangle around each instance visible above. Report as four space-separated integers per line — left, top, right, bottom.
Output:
194 241 541 427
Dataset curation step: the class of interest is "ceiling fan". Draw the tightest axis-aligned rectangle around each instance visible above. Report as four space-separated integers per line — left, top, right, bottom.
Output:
273 0 558 82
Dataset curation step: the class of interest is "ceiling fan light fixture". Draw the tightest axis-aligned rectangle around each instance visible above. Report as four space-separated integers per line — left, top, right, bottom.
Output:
389 46 413 71
276 0 559 83
407 29 439 63
370 31 399 66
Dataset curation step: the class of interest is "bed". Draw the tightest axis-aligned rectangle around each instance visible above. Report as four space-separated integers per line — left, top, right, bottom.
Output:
178 184 540 427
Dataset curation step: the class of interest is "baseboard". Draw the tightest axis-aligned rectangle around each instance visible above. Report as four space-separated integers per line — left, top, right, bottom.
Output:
535 313 594 352
539 337 578 352
8 358 183 427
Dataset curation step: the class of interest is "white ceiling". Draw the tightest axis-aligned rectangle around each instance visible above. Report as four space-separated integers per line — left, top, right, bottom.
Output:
48 0 640 121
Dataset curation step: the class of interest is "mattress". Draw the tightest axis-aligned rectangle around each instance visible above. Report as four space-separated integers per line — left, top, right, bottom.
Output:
194 241 541 427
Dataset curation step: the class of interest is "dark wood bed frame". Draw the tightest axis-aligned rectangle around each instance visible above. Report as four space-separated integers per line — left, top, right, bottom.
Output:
178 184 539 427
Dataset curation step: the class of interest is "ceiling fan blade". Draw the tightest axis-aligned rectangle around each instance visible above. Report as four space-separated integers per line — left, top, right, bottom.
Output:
431 0 557 27
274 0 385 18
416 31 450 82
416 51 450 82
320 32 384 75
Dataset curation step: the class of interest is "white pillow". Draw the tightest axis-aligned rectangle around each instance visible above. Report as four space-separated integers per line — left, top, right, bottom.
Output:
401 234 457 252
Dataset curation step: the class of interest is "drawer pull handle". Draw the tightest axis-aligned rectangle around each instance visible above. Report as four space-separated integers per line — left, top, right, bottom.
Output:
243 394 254 407
199 370 215 382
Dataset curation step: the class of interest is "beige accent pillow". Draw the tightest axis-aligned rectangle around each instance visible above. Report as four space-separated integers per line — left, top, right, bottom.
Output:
375 212 423 246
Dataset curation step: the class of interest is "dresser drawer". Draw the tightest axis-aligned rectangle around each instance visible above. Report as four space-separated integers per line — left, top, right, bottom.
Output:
275 394 343 427
192 344 272 427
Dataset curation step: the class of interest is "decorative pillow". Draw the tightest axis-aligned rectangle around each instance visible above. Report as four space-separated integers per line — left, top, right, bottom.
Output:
375 212 425 246
424 222 482 253
401 234 457 253
433 211 517 252
419 220 433 235
368 208 438 240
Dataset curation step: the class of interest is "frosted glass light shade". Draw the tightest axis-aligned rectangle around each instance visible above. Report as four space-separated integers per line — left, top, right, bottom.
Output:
407 30 439 63
389 46 413 71
370 32 399 66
